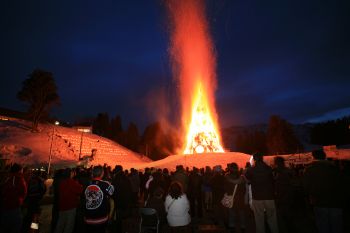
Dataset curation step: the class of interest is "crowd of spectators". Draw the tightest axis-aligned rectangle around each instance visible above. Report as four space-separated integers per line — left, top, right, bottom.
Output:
0 149 349 233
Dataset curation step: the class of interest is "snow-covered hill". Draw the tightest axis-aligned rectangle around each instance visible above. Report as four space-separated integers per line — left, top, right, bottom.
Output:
0 116 150 169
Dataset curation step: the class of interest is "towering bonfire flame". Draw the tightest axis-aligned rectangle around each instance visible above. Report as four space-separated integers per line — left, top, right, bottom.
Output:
167 0 224 154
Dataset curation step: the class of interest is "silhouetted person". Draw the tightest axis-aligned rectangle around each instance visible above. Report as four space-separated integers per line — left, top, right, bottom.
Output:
202 166 213 211
112 165 132 233
128 168 140 206
225 163 247 233
303 149 344 233
145 187 166 229
210 165 226 226
244 153 278 233
273 156 294 233
51 169 64 233
0 163 27 233
188 167 203 218
172 165 189 194
54 168 83 233
22 169 46 233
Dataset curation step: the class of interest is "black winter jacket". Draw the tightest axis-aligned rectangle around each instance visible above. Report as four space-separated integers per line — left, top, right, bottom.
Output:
245 161 275 200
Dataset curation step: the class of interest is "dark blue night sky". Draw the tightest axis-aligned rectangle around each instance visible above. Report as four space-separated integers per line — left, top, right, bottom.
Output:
1 0 350 129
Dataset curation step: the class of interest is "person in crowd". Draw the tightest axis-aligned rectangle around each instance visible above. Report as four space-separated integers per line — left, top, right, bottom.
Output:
112 165 132 232
303 149 344 233
202 166 213 211
140 168 151 202
210 165 226 226
54 168 83 233
145 186 167 229
225 163 247 233
172 165 189 194
244 153 278 233
22 169 46 232
129 168 140 206
146 169 166 201
165 181 191 233
162 168 171 192
0 163 27 233
340 160 350 233
188 167 203 219
102 164 113 182
84 165 114 233
243 162 252 207
273 156 295 233
74 167 91 233
51 169 64 233
124 169 129 176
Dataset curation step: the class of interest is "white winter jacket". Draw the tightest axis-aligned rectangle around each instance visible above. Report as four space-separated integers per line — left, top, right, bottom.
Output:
165 194 191 227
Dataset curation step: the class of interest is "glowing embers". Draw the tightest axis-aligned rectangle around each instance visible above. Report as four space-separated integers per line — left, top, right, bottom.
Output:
183 85 224 154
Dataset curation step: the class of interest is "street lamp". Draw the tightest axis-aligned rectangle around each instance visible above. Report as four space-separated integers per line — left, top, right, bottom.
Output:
48 121 59 176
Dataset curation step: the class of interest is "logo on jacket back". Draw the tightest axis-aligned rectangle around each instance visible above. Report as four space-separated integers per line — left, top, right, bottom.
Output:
85 184 104 210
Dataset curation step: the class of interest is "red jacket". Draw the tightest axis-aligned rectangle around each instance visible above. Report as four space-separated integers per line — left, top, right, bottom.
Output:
58 178 83 211
1 173 27 209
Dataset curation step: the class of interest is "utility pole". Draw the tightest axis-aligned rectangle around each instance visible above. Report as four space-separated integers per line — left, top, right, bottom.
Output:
48 121 59 176
79 131 84 160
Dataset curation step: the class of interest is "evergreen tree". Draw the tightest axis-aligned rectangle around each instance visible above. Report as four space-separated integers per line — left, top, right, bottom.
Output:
310 116 350 145
92 112 110 137
125 122 140 152
110 115 123 143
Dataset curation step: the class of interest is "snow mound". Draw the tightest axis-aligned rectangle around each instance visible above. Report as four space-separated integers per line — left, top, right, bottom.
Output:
133 152 252 171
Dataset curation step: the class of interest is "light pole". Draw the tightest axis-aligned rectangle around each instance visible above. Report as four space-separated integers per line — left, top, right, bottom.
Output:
78 130 84 160
48 121 59 176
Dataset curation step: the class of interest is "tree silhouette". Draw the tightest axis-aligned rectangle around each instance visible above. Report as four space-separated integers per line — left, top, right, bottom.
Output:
17 69 60 131
92 112 110 137
110 115 123 143
140 122 178 160
235 130 268 154
266 115 303 154
311 116 350 145
124 122 140 152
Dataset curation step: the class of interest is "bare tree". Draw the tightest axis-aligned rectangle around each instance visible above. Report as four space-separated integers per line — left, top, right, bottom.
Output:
17 69 60 131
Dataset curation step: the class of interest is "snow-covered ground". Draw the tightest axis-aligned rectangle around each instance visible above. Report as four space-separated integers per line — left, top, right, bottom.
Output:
0 117 150 170
135 152 251 171
1 116 349 171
